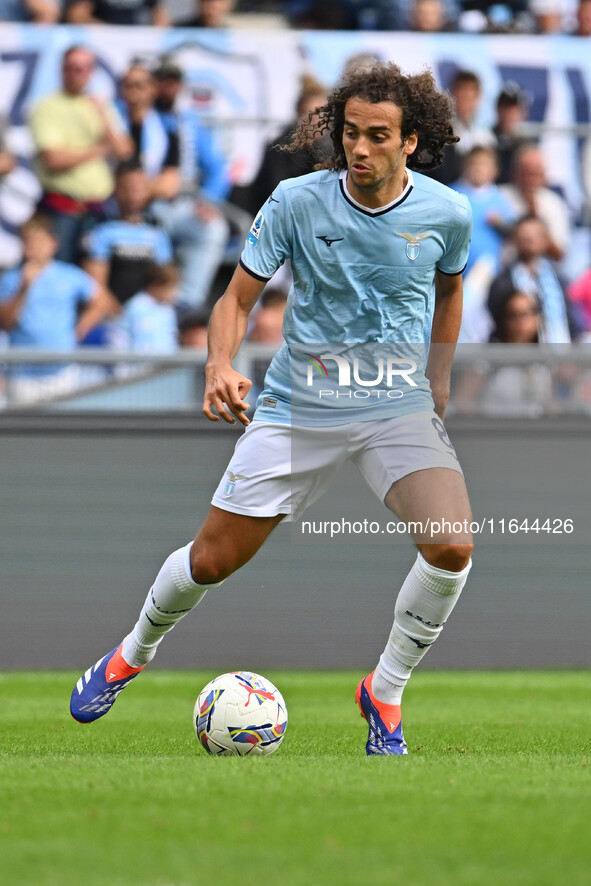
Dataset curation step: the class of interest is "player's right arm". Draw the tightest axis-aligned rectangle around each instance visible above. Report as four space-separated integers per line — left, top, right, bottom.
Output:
203 265 266 426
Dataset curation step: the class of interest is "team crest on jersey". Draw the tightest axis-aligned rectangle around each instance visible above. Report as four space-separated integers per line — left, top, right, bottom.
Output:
395 232 433 261
247 212 265 246
225 470 249 497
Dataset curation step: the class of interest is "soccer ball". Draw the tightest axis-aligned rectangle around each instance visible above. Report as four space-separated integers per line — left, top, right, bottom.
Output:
194 671 288 756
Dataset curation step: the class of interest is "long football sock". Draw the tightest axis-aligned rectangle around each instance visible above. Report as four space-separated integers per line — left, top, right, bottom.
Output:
121 542 224 667
372 552 472 705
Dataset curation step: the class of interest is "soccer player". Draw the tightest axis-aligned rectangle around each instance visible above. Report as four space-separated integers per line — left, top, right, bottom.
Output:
71 63 474 756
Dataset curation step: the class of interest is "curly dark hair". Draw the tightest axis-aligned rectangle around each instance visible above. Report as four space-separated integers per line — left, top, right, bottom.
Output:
287 62 458 172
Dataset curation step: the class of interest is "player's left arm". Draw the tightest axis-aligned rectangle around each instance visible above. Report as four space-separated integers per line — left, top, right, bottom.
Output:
426 270 464 421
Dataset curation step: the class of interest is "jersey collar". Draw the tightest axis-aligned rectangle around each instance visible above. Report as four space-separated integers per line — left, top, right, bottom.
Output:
339 169 414 217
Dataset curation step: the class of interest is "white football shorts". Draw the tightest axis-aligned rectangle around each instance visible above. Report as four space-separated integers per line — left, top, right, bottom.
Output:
211 411 463 522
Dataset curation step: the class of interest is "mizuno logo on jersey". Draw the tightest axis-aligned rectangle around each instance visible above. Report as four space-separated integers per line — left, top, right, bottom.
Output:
395 231 433 260
316 235 344 248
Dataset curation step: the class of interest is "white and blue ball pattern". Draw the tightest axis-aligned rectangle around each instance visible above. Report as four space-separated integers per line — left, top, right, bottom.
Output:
194 671 288 756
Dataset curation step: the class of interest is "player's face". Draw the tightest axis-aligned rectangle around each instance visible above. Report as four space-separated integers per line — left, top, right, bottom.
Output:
342 98 417 208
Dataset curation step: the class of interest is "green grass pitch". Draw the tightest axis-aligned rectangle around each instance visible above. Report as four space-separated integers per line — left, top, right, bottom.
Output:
1 670 590 886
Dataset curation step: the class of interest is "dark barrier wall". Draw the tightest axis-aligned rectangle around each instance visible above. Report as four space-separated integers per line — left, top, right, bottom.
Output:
1 415 590 670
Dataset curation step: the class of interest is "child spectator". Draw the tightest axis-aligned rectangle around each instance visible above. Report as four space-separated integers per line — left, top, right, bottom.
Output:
112 263 179 353
83 163 173 308
453 146 516 275
247 287 287 346
0 214 113 404
178 309 209 349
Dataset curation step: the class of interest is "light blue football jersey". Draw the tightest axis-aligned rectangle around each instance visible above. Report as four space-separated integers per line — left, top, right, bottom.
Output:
240 168 472 425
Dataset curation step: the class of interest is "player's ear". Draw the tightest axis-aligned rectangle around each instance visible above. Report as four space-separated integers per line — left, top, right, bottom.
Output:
403 131 418 156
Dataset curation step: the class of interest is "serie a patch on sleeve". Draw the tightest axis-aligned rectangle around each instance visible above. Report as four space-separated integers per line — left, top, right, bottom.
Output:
247 211 265 246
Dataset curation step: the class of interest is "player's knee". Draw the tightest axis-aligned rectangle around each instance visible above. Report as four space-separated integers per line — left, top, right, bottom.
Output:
189 544 233 586
422 542 473 572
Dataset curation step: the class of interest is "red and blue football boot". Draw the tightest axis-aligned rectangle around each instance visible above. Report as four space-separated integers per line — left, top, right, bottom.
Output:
355 671 408 756
70 645 145 723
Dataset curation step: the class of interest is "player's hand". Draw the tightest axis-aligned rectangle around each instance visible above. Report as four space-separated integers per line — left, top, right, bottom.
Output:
21 260 43 289
203 364 252 426
430 382 450 421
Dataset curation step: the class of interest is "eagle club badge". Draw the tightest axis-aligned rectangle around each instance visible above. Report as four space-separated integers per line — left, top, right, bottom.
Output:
395 231 433 261
224 470 248 497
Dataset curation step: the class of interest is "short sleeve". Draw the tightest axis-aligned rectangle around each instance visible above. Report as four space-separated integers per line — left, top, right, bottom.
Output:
30 99 63 150
86 225 113 261
0 268 20 301
239 184 292 282
67 265 97 303
437 196 473 276
154 229 173 264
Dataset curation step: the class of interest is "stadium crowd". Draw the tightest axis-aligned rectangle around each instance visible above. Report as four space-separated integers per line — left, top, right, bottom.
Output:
1 4 591 407
2 0 591 35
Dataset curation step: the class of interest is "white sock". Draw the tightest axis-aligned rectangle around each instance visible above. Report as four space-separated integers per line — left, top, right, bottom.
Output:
121 542 224 667
372 552 472 704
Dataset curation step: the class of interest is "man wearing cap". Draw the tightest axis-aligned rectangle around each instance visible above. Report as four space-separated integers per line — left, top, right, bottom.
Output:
492 82 531 185
150 62 231 311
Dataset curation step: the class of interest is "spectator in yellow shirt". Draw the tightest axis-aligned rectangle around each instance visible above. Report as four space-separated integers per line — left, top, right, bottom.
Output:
29 45 133 263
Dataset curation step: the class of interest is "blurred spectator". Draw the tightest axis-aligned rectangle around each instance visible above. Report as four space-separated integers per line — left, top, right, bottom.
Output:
381 0 459 29
239 74 328 218
453 146 516 275
459 1 529 32
111 263 179 353
428 69 494 186
499 145 570 262
118 65 180 204
289 0 359 27
529 0 577 32
247 287 287 345
454 289 553 418
572 0 591 33
489 288 541 342
65 0 169 24
176 0 234 26
29 46 132 264
409 0 452 30
0 214 113 404
488 215 579 343
492 82 531 185
246 286 287 412
178 308 209 348
83 163 173 308
150 61 231 310
0 0 59 21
